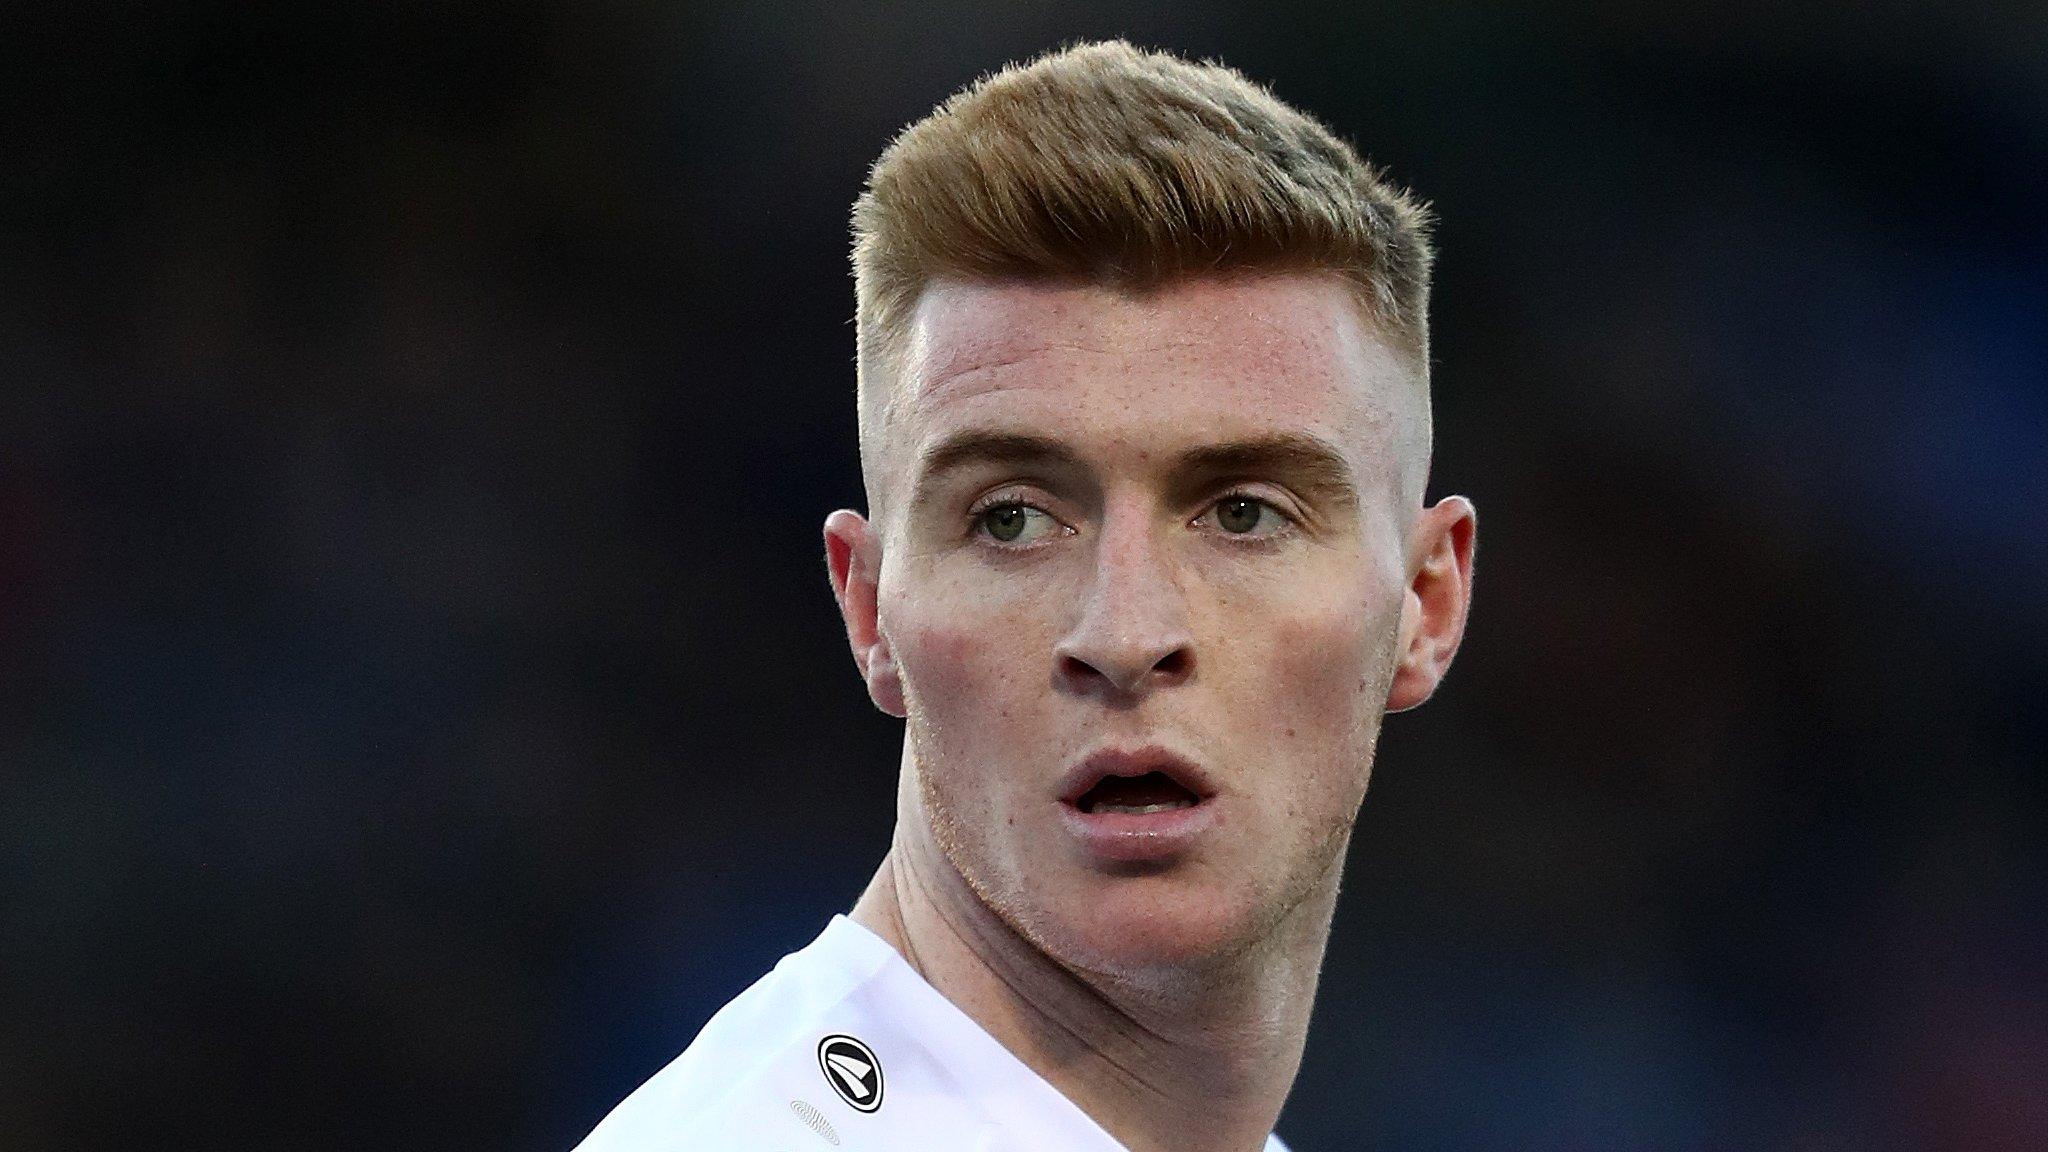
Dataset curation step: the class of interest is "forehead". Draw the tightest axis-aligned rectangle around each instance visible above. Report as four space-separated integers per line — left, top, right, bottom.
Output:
906 273 1398 407
884 274 1417 485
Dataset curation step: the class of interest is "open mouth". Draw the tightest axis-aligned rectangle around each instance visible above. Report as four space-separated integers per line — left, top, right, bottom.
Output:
1057 747 1218 861
1074 770 1203 815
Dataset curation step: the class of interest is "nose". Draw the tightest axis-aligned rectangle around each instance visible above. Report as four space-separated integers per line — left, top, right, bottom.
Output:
1054 505 1194 696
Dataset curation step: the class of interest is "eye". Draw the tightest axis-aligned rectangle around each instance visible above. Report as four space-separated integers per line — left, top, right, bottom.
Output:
974 501 1061 546
1206 494 1291 537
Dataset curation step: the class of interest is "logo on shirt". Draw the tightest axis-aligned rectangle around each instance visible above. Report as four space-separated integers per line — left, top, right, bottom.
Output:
816 1034 884 1113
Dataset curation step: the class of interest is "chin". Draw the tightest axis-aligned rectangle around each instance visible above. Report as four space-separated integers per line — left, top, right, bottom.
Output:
1016 872 1274 980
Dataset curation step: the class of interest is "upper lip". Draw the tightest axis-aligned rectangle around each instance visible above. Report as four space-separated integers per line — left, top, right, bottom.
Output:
1057 745 1216 806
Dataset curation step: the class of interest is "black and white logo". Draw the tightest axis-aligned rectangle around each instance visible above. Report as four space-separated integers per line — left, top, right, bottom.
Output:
816 1034 883 1113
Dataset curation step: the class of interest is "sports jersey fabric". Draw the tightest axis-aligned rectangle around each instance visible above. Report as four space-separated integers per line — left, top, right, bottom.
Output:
572 915 1290 1151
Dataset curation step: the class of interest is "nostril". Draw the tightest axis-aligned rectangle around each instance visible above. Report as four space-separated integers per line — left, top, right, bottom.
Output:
1057 643 1192 694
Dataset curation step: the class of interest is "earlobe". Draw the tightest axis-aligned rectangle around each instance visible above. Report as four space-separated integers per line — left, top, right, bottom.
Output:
1384 496 1478 714
1384 589 1433 714
823 510 908 719
864 645 907 719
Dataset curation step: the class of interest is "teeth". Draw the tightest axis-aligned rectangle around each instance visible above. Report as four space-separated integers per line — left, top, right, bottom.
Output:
1093 801 1195 815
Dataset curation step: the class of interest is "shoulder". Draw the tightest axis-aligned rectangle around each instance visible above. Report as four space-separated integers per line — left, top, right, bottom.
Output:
569 1012 791 1150
570 920 899 1152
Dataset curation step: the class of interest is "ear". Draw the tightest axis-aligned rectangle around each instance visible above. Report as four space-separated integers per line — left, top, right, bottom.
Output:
824 509 907 718
1385 496 1478 713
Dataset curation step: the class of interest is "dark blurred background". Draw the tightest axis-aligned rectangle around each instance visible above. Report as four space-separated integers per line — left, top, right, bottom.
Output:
3 3 2043 1149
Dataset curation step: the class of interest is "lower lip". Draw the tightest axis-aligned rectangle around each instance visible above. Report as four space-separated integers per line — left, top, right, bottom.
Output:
1056 798 1220 864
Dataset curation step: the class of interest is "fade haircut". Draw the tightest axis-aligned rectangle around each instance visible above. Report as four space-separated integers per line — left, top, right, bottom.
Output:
851 39 1436 514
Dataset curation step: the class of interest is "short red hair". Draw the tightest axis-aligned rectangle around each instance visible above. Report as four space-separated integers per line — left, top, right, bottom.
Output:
852 39 1436 398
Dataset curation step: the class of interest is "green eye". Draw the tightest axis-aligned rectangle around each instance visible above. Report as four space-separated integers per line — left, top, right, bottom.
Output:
984 504 1029 542
1215 497 1267 534
978 502 1055 544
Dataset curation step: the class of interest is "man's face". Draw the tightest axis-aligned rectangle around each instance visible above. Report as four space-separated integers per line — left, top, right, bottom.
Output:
863 274 1426 977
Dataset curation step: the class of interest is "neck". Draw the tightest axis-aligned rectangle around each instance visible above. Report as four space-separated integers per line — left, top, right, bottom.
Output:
851 795 1339 1152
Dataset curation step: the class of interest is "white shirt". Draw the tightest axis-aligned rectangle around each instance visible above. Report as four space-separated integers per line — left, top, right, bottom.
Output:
572 915 1291 1151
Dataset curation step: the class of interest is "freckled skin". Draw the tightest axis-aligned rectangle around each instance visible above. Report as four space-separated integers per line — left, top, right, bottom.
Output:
869 274 1423 981
826 269 1476 1152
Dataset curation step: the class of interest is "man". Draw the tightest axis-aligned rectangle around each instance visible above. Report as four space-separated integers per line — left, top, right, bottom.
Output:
575 40 1476 1152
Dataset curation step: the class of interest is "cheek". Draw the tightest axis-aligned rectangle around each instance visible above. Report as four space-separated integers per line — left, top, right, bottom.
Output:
881 558 1072 715
883 583 1052 882
1261 586 1402 754
884 584 1040 737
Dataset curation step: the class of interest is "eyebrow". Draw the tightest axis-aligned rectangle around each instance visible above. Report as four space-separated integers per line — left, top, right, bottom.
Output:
910 429 1361 513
